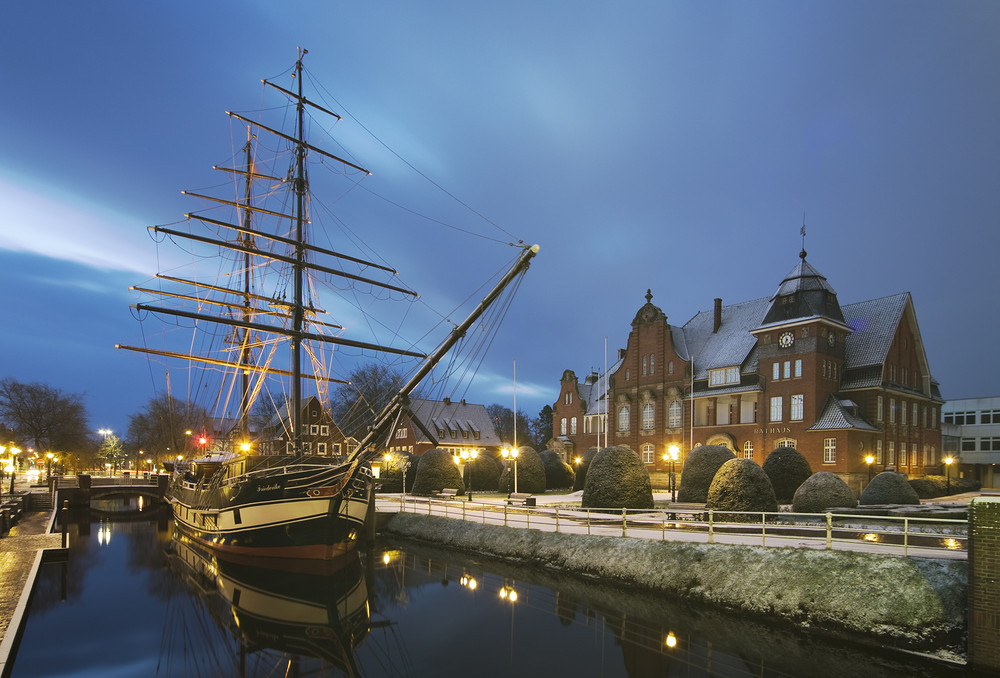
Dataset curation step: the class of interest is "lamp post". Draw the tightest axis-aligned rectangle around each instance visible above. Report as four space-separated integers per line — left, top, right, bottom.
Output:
865 454 875 482
459 448 478 501
501 447 519 495
46 452 54 481
664 444 680 502
944 456 954 495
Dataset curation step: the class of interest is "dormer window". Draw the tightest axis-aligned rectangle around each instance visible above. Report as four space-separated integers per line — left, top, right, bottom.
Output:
709 367 740 387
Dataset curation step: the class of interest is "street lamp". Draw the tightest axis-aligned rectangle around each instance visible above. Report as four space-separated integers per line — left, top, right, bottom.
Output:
664 444 680 502
459 448 479 501
501 447 519 495
46 452 54 481
944 456 955 495
865 454 875 481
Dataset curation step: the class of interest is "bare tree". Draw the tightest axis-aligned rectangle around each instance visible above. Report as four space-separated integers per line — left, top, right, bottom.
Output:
330 363 408 438
0 378 90 456
486 403 538 450
127 394 211 463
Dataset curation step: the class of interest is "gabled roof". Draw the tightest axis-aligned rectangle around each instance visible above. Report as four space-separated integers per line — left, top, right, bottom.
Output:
841 292 909 370
582 356 623 416
808 395 879 431
408 398 501 446
265 395 323 430
680 297 770 379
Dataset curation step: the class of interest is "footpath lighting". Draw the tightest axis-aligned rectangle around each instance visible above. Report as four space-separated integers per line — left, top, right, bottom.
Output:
664 445 680 502
944 456 955 495
665 631 677 649
865 454 875 481
500 447 519 494
460 448 478 501
46 452 54 480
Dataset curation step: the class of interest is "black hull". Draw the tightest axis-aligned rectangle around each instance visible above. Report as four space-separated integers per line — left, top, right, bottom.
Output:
168 460 373 560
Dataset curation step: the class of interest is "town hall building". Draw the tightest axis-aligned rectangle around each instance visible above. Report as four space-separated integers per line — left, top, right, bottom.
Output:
552 250 944 491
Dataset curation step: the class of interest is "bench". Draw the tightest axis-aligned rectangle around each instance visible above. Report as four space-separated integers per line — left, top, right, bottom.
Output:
506 492 535 507
435 488 459 499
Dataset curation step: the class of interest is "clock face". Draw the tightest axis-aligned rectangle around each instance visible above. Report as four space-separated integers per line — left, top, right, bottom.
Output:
779 331 794 348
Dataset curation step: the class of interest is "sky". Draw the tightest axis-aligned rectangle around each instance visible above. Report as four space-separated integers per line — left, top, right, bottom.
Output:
1 1 998 440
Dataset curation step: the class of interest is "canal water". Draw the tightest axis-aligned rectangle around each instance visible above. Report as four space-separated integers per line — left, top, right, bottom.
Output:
9 496 964 677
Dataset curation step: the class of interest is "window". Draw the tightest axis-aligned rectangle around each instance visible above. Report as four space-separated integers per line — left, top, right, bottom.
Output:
899 443 907 466
641 444 654 464
618 405 630 432
901 402 907 426
668 401 682 428
776 438 796 449
395 428 407 439
982 410 1000 424
877 396 884 422
743 441 754 460
649 354 655 374
626 369 630 381
961 438 976 452
320 425 329 436
945 411 976 425
642 403 654 430
888 442 895 465
642 356 648 376
823 438 836 464
709 367 740 386
310 424 318 435
876 439 883 465
791 395 804 421
770 397 783 422
889 399 896 424
560 418 567 436
565 392 573 405
668 360 674 375
794 359 802 378
984 437 1000 451
317 443 327 455
912 403 918 428
303 442 312 453
570 417 577 435
783 361 791 379
772 363 780 380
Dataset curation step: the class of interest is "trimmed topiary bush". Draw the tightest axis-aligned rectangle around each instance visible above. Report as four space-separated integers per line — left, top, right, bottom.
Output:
466 453 501 492
762 447 813 504
498 446 546 495
677 445 736 503
792 472 858 513
909 475 981 498
581 446 654 509
378 451 416 493
706 458 778 516
540 450 575 490
859 471 921 505
410 448 464 496
572 447 600 491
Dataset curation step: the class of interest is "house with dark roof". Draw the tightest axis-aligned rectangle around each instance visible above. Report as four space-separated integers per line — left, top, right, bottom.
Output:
552 251 944 492
387 397 502 457
258 395 349 456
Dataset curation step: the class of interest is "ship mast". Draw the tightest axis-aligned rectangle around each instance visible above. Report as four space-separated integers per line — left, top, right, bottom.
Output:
292 48 307 458
239 126 254 443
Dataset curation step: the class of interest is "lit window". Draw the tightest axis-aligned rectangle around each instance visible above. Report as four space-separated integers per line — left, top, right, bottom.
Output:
888 442 895 465
791 395 804 421
794 360 802 378
668 401 682 428
823 438 836 464
641 444 654 464
770 397 783 422
310 424 318 435
776 438 796 449
642 403 654 430
570 417 577 435
900 443 907 466
743 441 753 459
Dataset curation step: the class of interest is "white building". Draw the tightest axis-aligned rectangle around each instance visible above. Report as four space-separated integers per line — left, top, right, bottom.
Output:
942 396 1000 489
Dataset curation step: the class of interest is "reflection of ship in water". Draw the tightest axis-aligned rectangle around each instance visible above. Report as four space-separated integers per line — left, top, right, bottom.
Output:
166 532 371 676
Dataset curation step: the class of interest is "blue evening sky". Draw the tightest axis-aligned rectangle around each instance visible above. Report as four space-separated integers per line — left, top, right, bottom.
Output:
1 2 998 436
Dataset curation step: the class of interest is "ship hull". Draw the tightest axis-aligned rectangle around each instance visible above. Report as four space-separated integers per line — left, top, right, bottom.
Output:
168 460 373 560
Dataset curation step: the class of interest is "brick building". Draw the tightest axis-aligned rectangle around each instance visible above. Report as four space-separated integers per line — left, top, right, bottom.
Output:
386 397 502 457
552 251 944 490
259 395 349 456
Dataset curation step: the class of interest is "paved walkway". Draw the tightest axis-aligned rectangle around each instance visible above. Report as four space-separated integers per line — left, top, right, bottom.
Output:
0 506 63 676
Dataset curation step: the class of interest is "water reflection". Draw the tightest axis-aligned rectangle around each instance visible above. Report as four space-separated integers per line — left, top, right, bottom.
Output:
9 508 967 678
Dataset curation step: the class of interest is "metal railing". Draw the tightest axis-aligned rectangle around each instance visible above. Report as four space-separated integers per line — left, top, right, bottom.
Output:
378 495 968 559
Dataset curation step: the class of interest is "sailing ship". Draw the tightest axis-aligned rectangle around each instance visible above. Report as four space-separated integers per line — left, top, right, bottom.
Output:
118 48 538 560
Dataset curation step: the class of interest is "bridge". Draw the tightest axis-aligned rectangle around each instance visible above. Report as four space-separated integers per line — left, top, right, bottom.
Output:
50 474 170 508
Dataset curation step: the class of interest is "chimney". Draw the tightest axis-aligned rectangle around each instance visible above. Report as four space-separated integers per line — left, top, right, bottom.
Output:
713 298 722 333
443 397 451 405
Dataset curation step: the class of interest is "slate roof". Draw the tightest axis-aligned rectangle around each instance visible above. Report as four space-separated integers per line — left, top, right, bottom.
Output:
408 398 501 446
759 254 847 327
840 292 909 370
678 297 770 379
808 396 879 431
582 357 623 416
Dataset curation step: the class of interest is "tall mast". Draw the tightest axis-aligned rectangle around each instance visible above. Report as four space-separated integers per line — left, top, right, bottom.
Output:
292 48 308 457
239 126 254 443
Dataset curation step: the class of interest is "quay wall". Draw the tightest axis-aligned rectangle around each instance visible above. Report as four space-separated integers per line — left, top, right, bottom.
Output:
383 512 967 656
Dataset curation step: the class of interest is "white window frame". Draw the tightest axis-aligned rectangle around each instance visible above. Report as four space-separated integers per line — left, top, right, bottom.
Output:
823 438 836 464
618 405 630 432
668 400 682 428
641 443 654 464
743 441 753 459
570 417 577 435
769 396 783 422
791 394 804 421
642 402 654 430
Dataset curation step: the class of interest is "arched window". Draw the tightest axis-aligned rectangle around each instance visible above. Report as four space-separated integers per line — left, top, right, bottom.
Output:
668 400 682 428
668 360 674 375
560 418 567 435
776 438 796 449
618 405 630 432
642 402 654 430
641 443 654 464
743 441 754 459
570 417 577 435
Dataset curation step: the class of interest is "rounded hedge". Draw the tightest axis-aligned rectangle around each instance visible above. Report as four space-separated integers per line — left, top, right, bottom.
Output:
761 447 813 504
706 458 778 515
410 448 465 496
581 446 654 509
677 445 736 503
572 447 601 491
540 450 575 490
498 446 546 494
859 471 921 505
792 472 858 513
466 453 501 492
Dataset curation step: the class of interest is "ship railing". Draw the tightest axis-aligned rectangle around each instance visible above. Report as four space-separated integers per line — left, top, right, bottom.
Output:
379 496 968 560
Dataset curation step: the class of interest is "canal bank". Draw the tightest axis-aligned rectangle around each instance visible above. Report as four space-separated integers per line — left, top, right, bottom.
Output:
381 511 968 662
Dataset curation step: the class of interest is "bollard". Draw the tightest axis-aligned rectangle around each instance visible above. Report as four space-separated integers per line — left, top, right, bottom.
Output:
61 500 69 548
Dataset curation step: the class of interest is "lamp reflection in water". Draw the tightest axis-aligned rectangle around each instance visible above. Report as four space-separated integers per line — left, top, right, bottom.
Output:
500 580 518 664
